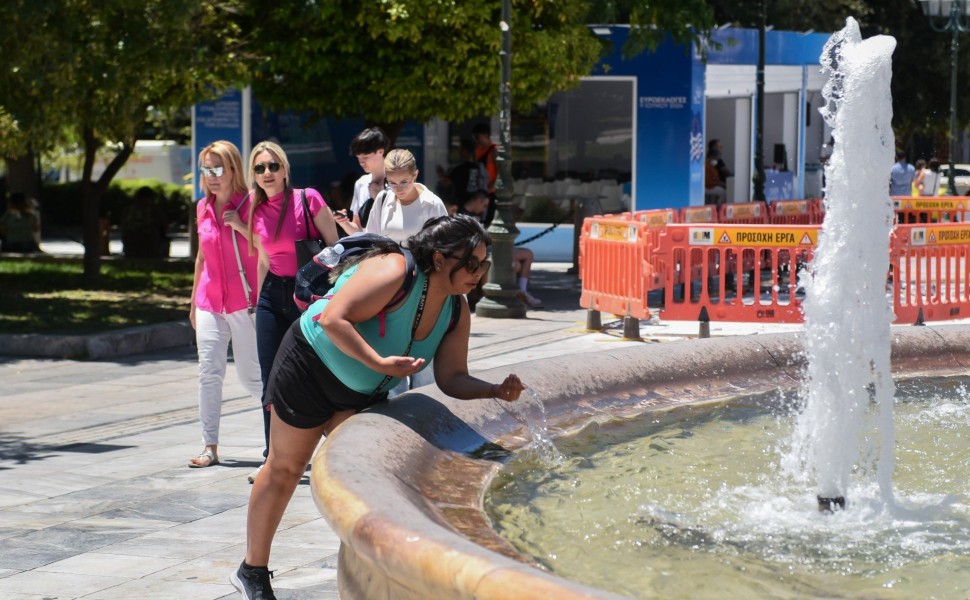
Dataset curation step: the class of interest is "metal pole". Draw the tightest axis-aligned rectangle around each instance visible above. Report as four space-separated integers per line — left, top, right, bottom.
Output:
949 6 960 196
753 0 767 202
476 0 526 318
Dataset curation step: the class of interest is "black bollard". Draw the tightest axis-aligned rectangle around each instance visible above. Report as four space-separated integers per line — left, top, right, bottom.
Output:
817 495 846 512
698 306 711 339
586 309 602 331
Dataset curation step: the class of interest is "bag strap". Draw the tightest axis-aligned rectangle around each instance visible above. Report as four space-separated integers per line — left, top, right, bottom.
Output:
299 189 313 239
229 192 254 314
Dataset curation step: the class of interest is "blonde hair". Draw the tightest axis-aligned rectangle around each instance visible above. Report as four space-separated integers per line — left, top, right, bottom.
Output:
198 141 248 202
247 141 292 246
384 148 417 175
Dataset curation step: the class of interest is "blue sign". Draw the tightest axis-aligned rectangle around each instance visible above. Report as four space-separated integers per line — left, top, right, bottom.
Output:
193 89 246 198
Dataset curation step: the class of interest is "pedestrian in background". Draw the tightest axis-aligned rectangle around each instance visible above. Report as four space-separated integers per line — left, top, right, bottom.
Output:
913 159 927 196
364 148 448 245
335 127 389 234
920 157 942 197
230 215 525 600
890 149 916 196
188 141 263 469
0 193 40 253
234 141 340 483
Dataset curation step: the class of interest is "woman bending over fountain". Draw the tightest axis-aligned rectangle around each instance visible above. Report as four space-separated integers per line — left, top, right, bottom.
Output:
231 214 525 599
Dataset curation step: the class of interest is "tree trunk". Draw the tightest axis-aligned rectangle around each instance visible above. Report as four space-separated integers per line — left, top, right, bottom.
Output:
80 127 134 283
4 151 39 200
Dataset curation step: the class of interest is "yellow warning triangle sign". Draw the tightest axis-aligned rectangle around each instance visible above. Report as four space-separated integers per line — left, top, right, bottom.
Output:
800 233 813 245
719 232 731 244
929 232 936 243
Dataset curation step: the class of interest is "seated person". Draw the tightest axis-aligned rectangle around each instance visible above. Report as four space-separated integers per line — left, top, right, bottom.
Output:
0 193 40 253
704 150 727 206
459 190 542 308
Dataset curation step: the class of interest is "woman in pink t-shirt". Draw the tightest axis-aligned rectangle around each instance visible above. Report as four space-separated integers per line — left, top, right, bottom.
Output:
188 140 263 469
236 141 339 481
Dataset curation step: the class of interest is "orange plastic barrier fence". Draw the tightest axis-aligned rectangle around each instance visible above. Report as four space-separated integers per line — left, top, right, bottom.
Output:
890 223 970 324
578 217 653 320
893 196 970 224
769 198 825 225
653 224 818 323
720 201 769 224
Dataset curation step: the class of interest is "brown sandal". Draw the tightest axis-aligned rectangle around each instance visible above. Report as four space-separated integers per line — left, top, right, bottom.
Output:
188 449 219 468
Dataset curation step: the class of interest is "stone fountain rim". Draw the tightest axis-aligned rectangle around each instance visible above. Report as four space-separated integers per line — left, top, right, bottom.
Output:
311 324 970 600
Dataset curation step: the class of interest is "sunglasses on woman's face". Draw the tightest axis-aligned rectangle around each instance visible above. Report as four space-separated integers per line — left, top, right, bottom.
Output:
462 255 491 275
254 162 281 175
200 165 225 177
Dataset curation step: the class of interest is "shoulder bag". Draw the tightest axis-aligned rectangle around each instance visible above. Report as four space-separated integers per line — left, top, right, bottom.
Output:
295 189 324 267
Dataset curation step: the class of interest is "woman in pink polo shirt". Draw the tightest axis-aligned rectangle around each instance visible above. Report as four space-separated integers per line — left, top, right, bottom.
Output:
237 141 339 483
188 140 263 468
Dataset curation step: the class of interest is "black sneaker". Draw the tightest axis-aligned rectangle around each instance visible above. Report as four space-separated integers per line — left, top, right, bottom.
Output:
230 561 276 600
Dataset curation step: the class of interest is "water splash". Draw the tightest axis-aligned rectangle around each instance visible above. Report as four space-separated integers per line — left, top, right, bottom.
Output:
495 388 565 466
785 18 897 507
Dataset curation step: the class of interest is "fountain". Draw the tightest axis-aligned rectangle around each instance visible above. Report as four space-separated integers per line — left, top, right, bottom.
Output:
310 19 970 600
792 17 897 512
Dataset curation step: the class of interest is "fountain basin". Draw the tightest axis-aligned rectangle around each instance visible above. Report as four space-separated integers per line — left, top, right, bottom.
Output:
310 325 970 599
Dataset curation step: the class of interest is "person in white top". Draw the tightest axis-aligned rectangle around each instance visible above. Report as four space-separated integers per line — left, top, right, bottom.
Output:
920 157 942 197
336 127 388 234
365 148 448 245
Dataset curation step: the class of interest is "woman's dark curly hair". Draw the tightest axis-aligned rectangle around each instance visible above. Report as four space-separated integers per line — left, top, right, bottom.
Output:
407 214 491 276
327 215 490 282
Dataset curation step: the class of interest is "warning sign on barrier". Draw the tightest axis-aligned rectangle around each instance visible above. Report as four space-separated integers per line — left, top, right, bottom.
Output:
688 226 818 247
894 198 967 212
590 222 637 242
724 203 763 219
907 225 970 245
773 200 810 215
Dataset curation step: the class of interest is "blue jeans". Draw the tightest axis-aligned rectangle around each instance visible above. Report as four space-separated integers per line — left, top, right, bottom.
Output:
255 272 303 458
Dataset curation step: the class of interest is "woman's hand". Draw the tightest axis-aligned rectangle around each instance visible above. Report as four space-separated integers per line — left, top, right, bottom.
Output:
377 356 426 379
223 209 244 233
491 374 525 402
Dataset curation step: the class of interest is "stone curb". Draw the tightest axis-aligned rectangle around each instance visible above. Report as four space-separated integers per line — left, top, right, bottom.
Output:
0 320 194 360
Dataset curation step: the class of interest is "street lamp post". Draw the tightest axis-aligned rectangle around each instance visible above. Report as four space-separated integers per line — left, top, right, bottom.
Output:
920 0 970 196
476 0 526 318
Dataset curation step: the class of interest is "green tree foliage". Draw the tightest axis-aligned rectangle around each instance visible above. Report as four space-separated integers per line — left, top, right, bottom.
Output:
0 0 249 281
244 0 714 138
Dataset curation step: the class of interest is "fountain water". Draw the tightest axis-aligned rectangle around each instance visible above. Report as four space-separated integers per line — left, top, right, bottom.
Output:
787 17 897 511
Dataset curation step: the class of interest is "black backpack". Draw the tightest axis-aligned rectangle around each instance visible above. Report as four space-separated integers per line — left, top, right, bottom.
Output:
293 233 462 331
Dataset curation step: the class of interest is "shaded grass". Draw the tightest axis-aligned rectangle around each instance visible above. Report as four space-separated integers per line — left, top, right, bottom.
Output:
0 257 193 335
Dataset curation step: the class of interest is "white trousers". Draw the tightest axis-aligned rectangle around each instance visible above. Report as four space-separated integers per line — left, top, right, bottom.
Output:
195 308 263 445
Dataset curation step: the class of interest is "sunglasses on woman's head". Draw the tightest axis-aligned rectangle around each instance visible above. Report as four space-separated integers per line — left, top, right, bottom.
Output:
254 162 281 175
200 166 224 177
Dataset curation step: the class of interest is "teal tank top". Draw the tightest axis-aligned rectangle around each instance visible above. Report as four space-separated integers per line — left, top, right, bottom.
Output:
300 264 457 394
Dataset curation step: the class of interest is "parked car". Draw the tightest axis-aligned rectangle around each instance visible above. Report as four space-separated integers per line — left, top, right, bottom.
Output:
935 164 970 196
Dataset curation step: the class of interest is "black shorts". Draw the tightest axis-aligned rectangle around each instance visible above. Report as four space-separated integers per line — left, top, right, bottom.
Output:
264 321 387 429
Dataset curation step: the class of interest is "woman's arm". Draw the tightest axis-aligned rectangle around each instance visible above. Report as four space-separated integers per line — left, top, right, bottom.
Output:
433 296 525 401
317 253 425 379
189 246 205 330
255 236 269 294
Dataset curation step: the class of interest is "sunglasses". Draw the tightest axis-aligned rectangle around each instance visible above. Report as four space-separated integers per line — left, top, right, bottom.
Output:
254 162 281 175
452 254 491 275
200 166 224 177
387 179 413 189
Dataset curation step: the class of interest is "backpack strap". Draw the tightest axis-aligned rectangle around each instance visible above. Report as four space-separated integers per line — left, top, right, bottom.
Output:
377 249 416 337
446 294 462 334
